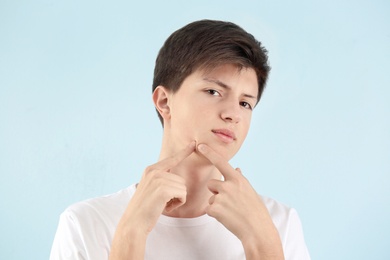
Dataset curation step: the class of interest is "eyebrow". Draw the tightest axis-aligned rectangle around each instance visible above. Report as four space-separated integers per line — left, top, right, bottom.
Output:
203 77 258 100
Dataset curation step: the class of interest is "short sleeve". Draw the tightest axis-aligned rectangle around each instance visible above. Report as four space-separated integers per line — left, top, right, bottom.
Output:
50 210 87 260
283 209 311 260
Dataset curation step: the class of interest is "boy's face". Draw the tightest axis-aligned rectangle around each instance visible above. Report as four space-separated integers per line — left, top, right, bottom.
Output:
166 64 258 161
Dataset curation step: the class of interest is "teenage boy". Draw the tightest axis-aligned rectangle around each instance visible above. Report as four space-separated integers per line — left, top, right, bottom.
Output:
50 20 310 260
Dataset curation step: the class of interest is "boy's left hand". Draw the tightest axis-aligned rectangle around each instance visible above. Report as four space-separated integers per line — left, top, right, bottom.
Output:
197 143 284 258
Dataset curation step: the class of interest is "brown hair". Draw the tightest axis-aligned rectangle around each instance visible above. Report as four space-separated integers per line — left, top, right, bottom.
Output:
153 19 270 124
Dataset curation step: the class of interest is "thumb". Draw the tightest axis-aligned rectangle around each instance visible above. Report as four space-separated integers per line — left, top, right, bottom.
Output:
165 198 185 212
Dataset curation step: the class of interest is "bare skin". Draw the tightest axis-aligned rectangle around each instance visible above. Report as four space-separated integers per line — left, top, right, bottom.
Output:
109 142 197 260
198 143 284 259
109 142 284 260
109 65 284 259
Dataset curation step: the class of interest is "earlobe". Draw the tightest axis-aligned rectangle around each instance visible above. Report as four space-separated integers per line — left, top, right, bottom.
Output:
152 86 171 120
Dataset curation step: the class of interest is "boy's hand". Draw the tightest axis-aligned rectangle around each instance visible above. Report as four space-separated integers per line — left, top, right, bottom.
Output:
110 142 196 259
119 141 196 235
198 143 284 259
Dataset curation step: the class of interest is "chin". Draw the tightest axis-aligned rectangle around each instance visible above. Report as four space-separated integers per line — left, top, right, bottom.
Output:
207 143 239 161
192 134 240 159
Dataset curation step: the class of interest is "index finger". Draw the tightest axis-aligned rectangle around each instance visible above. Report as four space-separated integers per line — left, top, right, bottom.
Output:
197 143 236 180
154 141 196 171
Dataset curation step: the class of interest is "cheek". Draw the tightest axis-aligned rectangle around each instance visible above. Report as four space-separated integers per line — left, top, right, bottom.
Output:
241 115 252 137
172 111 200 139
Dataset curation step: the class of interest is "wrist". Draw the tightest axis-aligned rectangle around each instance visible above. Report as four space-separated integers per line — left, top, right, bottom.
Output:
240 225 284 260
110 223 148 260
117 216 149 241
242 238 284 260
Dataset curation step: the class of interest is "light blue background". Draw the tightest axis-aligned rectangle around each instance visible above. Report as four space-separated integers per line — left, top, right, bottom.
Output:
1 0 389 259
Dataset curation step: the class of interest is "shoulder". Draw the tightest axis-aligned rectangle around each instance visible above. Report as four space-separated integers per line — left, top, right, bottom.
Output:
261 195 311 260
50 185 137 260
62 184 136 223
260 195 305 236
261 195 299 224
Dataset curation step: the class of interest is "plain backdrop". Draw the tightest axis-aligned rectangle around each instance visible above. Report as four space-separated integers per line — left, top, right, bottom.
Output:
1 0 389 259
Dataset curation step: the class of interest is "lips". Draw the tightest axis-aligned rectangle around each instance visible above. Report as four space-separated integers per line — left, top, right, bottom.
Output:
212 129 236 143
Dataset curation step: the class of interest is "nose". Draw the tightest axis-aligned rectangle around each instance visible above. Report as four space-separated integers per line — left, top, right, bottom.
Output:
220 102 242 124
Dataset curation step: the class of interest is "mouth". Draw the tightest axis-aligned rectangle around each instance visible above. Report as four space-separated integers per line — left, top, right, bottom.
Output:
211 129 236 143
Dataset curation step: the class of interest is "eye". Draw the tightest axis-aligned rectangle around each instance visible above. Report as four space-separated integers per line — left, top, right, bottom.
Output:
206 89 221 96
240 101 253 110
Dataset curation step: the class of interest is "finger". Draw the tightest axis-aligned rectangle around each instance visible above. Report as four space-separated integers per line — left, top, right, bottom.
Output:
165 197 185 212
207 178 223 194
153 141 196 171
197 143 236 180
208 194 216 205
165 191 187 212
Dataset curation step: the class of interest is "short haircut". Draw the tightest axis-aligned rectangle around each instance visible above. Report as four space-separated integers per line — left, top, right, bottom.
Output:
152 19 271 125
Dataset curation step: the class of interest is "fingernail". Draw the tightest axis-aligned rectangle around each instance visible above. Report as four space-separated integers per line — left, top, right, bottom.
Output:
198 144 207 152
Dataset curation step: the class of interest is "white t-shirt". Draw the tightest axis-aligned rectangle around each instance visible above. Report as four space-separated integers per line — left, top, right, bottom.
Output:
50 184 310 260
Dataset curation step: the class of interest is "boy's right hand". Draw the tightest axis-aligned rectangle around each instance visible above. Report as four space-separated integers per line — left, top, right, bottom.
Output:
109 141 196 259
119 141 196 236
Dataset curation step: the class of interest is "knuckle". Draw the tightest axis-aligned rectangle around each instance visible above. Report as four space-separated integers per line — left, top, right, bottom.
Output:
157 186 171 200
144 165 155 173
219 183 230 193
157 175 169 185
144 169 160 180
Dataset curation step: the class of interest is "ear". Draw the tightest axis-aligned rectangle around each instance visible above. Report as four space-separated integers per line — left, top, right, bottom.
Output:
153 86 171 121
